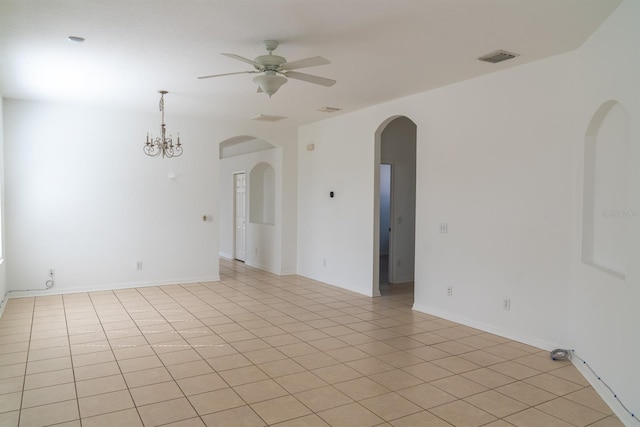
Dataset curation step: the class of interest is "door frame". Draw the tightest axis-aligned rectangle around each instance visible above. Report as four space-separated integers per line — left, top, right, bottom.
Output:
233 171 247 262
380 162 396 283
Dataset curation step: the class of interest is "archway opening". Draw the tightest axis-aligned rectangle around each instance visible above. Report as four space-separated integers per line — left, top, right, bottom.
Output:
218 135 278 269
373 116 417 297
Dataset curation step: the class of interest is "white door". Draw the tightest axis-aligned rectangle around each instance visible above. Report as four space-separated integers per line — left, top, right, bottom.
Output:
234 173 247 261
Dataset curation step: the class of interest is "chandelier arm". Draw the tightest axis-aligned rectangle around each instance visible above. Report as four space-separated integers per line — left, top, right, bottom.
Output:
143 143 161 156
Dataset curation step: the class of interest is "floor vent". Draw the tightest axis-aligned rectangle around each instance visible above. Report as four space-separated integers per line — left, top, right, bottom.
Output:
478 50 519 64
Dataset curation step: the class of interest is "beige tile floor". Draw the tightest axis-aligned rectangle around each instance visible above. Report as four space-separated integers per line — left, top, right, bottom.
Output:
0 259 623 427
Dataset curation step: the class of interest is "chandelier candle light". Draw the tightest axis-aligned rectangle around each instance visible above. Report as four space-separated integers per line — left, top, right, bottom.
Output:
144 90 183 158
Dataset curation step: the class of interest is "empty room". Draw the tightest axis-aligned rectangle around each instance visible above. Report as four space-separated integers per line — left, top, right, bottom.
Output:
0 0 638 426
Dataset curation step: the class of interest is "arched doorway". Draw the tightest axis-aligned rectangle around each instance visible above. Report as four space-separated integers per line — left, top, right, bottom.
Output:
373 116 417 296
218 136 277 267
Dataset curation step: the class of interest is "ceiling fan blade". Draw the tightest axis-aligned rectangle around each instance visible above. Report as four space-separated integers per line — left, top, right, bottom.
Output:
198 70 258 79
222 53 262 68
283 71 336 87
281 56 330 71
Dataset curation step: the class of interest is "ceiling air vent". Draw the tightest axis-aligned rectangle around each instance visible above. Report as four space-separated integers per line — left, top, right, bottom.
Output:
250 114 287 122
317 106 342 113
478 50 519 64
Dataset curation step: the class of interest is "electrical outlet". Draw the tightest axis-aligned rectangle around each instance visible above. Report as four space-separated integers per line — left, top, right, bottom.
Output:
136 261 143 271
323 258 327 267
503 298 511 311
447 286 453 296
439 223 448 234
49 268 55 276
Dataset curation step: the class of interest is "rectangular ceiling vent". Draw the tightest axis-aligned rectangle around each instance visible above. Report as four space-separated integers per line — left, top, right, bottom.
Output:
250 114 287 122
478 50 519 64
317 106 342 113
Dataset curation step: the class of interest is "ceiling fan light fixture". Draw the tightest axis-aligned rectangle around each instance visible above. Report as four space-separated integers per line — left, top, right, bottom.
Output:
199 40 334 97
253 73 287 97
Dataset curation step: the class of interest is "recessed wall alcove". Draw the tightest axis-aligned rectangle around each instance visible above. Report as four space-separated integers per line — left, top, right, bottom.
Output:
582 100 630 279
250 162 275 225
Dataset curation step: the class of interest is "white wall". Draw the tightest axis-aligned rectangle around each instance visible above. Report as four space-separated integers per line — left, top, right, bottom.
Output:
298 115 377 295
3 99 297 294
219 147 288 274
298 1 637 421
568 0 639 423
3 100 297 293
4 100 220 293
280 132 299 275
414 57 579 348
300 55 576 340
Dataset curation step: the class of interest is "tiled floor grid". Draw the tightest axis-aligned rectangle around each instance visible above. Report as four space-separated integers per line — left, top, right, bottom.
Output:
0 259 623 426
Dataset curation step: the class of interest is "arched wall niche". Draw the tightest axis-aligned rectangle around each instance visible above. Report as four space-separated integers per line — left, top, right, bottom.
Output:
250 162 276 225
582 100 630 279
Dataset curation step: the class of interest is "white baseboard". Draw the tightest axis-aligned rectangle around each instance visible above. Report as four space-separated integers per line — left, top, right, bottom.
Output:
414 303 637 424
412 303 566 352
572 355 637 426
390 275 414 284
279 268 297 276
244 260 298 277
6 276 222 299
245 261 274 274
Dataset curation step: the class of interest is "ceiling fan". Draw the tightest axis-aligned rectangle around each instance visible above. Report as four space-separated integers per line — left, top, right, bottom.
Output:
198 40 336 97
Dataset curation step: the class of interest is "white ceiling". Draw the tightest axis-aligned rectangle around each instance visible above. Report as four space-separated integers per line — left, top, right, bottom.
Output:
0 0 621 127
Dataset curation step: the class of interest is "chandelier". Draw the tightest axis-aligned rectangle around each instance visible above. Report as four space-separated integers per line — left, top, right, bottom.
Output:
144 90 183 158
